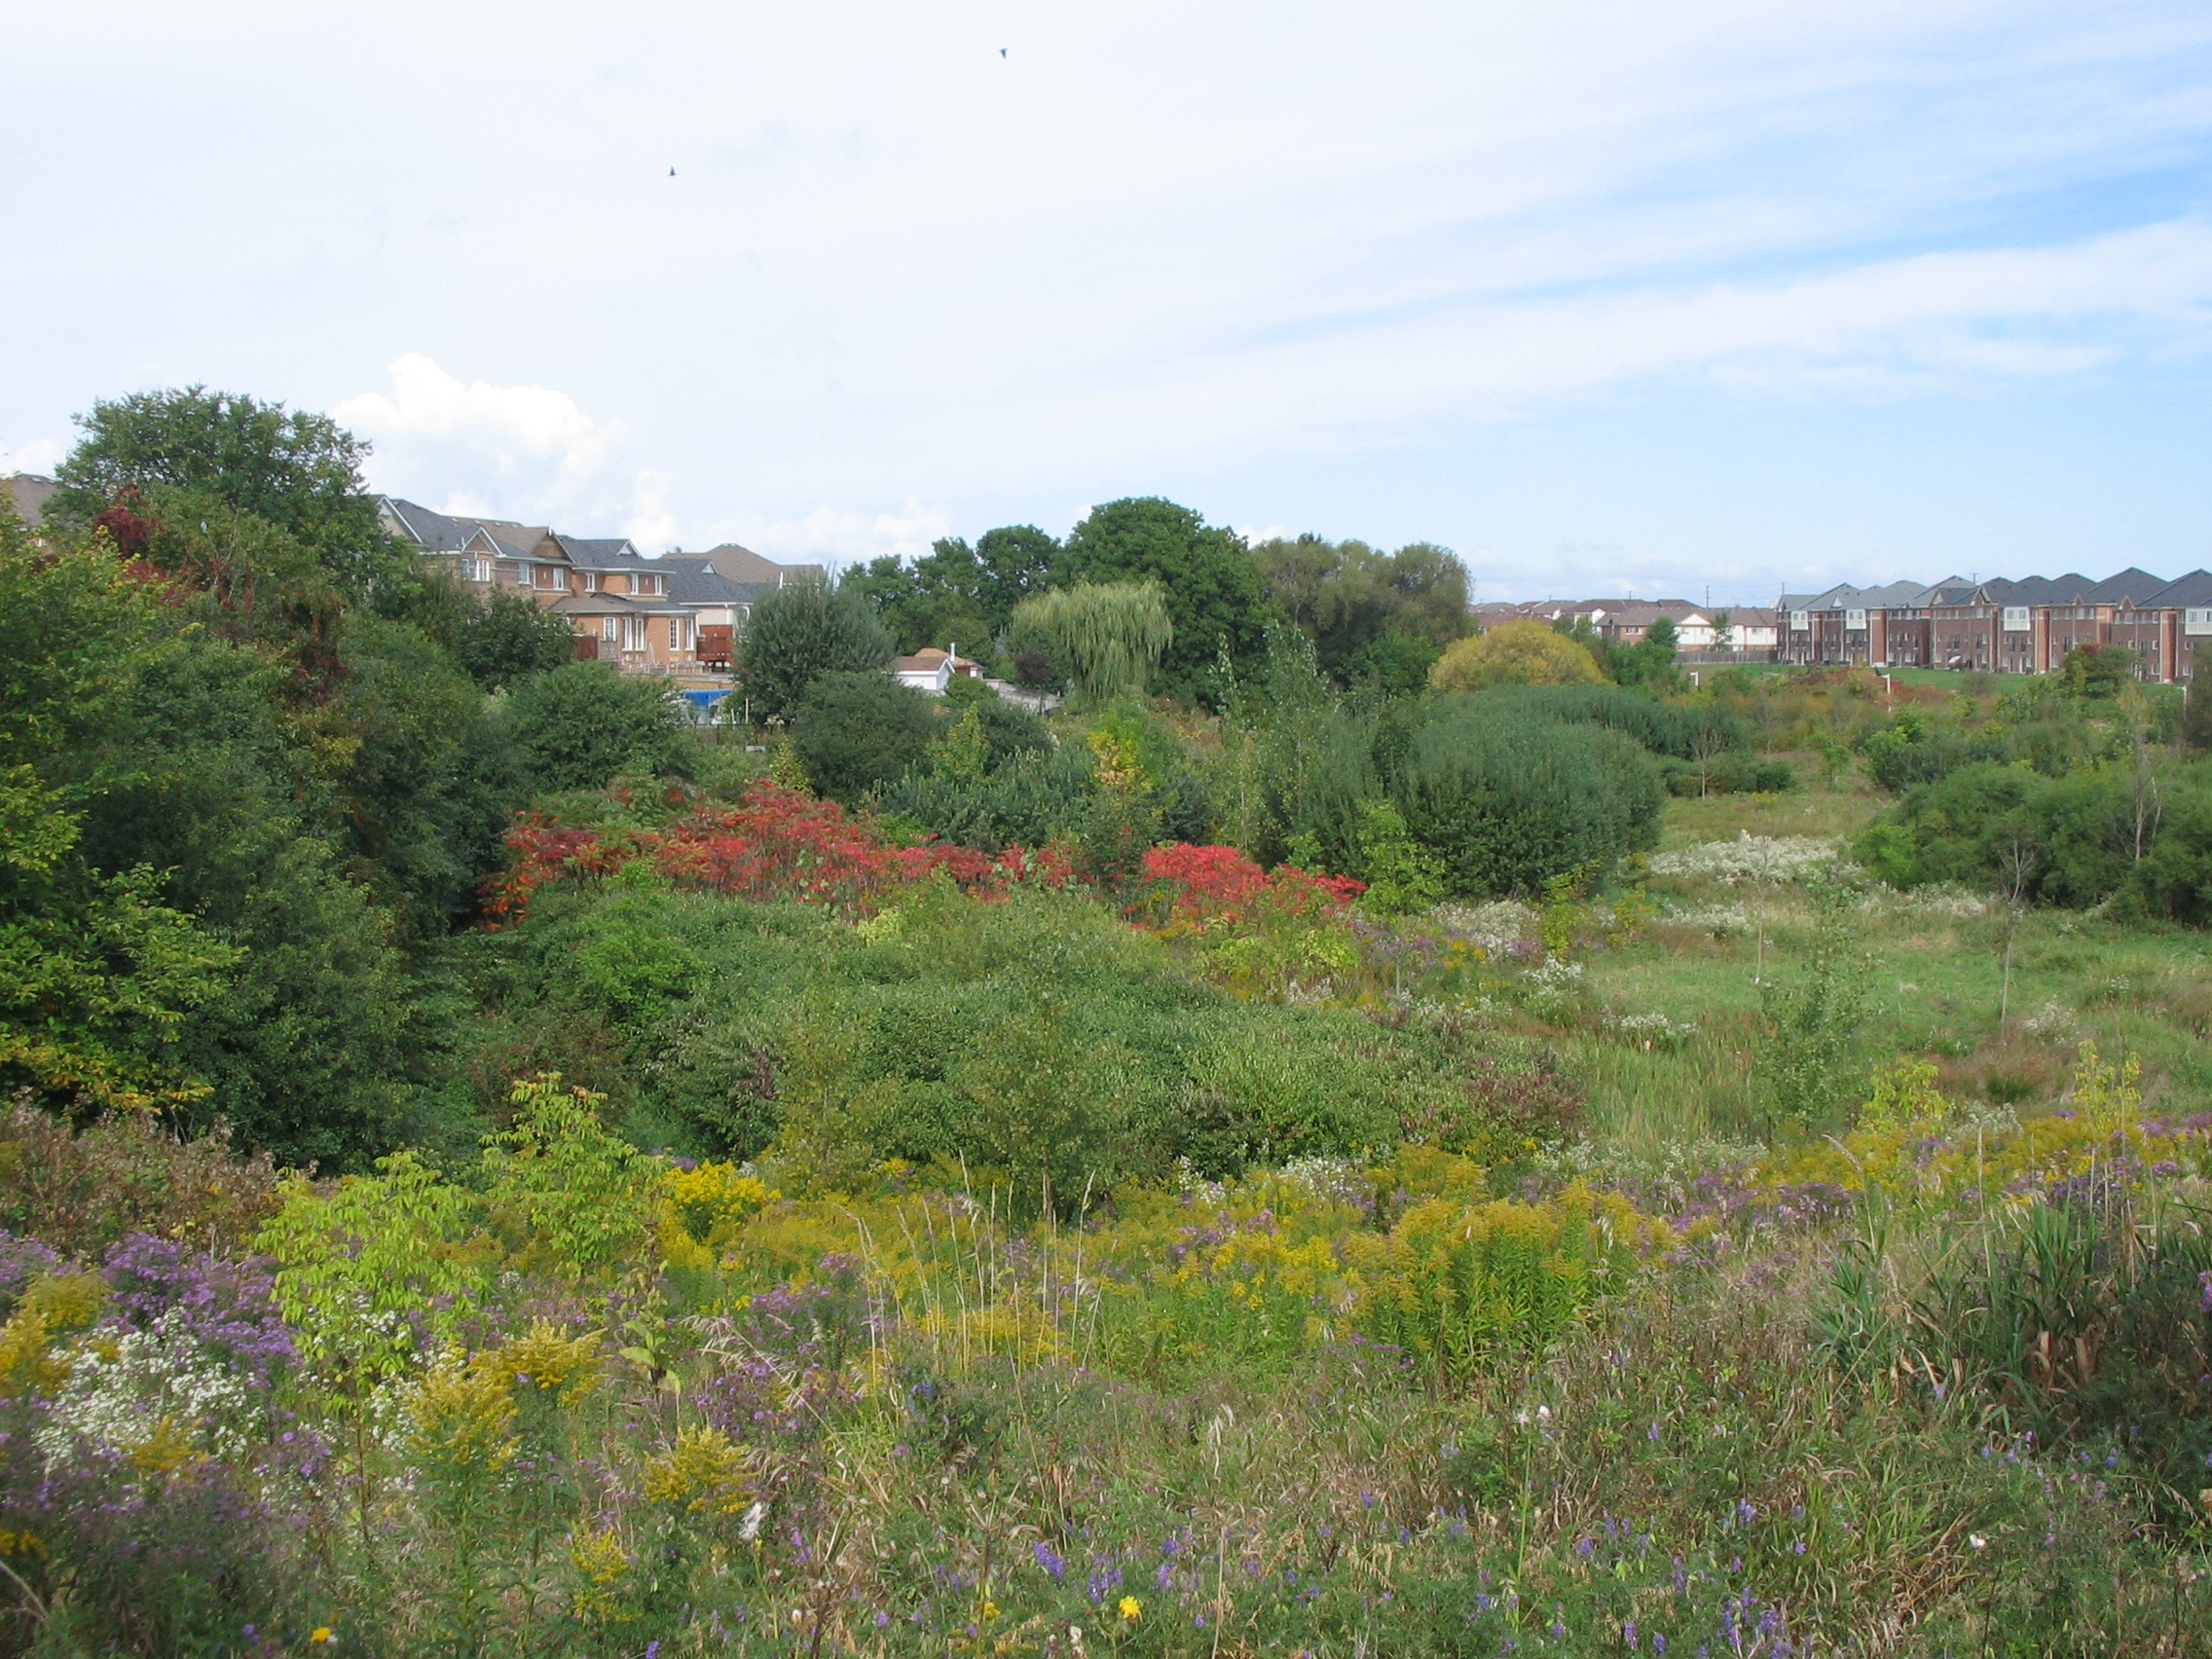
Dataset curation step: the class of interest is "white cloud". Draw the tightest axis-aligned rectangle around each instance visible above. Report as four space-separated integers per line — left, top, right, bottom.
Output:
337 353 617 513
686 502 955 571
340 353 949 563
0 438 63 476
7 0 2212 590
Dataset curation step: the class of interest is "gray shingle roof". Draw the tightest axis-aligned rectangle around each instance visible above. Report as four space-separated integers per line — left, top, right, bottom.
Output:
2082 568 2167 606
2145 571 2212 608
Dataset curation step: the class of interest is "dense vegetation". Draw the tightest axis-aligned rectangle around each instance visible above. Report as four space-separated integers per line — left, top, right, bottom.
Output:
0 389 2208 1655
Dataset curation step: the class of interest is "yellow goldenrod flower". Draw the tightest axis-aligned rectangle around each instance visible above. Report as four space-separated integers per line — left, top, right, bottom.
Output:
1118 1596 1141 1622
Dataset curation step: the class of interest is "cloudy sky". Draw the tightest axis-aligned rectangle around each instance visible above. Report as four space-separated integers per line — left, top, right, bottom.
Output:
4 1 2209 601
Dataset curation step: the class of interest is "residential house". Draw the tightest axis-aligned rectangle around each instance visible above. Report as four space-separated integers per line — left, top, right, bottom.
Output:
378 498 823 675
1776 591 1827 664
1599 606 1714 650
2129 571 2212 683
4 472 57 531
1712 607 1778 654
655 556 776 670
892 646 983 694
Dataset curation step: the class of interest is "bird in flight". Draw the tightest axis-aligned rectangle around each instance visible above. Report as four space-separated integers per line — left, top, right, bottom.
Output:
669 166 676 176
999 47 1007 57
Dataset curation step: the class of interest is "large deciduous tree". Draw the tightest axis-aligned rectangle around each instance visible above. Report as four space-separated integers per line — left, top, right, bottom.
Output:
1252 534 1470 683
49 387 400 593
1059 498 1272 700
736 578 897 721
1010 582 1173 705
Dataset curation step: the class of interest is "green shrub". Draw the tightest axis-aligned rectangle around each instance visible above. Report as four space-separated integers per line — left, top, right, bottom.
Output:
1442 684 1747 759
1395 714 1663 897
791 671 946 803
1856 761 2139 907
506 662 694 793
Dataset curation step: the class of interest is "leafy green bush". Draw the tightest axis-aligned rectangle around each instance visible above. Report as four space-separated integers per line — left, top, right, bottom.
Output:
732 577 896 721
1443 684 1748 759
506 662 694 793
1856 760 2155 909
1394 714 1663 897
791 671 946 803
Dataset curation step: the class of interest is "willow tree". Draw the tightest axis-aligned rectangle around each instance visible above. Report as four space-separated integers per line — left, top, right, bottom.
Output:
1011 581 1173 704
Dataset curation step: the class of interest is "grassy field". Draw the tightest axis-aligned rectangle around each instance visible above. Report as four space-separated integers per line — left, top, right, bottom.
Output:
1546 772 2212 1149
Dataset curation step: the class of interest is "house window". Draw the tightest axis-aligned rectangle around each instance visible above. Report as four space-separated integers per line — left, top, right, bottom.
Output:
669 616 682 649
602 616 619 642
623 614 646 651
458 557 491 582
532 565 559 589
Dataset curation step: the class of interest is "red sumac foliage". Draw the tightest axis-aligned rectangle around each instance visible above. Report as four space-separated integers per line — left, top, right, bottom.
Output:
1137 844 1364 930
482 781 1079 925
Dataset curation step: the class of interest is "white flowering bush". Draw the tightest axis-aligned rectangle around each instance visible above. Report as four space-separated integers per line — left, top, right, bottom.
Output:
1426 900 1536 955
1607 1011 1698 1050
1658 900 1756 937
1646 833 1852 886
38 1309 269 1467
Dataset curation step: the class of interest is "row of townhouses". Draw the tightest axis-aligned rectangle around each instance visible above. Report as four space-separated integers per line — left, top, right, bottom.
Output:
1484 566 2212 682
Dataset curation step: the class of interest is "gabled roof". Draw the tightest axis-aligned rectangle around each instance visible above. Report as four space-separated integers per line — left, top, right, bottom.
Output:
688 542 830 586
460 524 548 562
1920 580 1987 607
2145 571 2212 608
553 534 648 569
380 497 554 556
1852 580 1933 608
657 556 776 606
4 473 56 526
2082 568 2167 606
1981 575 2054 604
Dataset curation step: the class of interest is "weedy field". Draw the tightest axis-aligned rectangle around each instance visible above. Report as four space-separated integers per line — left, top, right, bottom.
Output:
2 771 2207 1659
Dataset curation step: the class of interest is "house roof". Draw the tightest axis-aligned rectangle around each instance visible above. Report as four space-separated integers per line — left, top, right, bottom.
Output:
894 646 982 675
381 497 556 556
656 556 777 607
2082 568 2167 606
2145 570 2212 608
4 473 56 527
686 542 830 586
1851 580 1934 608
1604 606 1709 629
544 592 690 617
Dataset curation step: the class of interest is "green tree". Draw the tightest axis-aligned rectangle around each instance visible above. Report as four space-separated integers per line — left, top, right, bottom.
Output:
1252 535 1469 682
735 578 897 721
49 386 399 592
507 663 694 793
792 672 947 804
1060 498 1272 700
1009 581 1173 705
1342 630 1442 694
457 589 579 690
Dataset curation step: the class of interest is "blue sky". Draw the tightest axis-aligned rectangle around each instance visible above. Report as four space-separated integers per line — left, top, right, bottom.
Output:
3 0 2209 602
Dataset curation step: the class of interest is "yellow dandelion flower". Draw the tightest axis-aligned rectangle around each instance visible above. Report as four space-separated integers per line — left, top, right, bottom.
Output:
309 1629 337 1645
1118 1596 1141 1622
